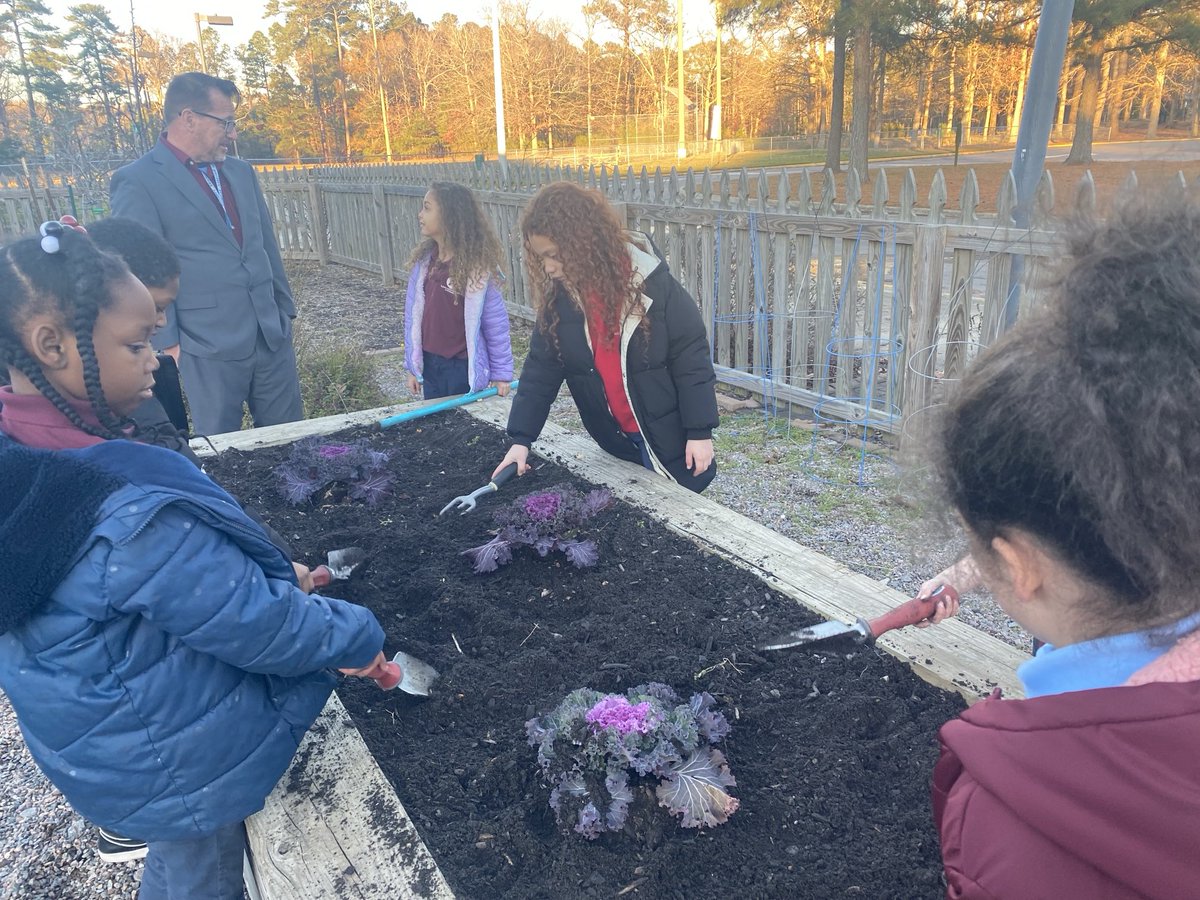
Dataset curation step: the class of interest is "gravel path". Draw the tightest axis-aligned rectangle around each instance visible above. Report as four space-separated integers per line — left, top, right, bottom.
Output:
1 259 1025 898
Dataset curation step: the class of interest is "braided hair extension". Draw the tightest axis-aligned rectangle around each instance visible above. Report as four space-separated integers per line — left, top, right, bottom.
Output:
0 224 136 440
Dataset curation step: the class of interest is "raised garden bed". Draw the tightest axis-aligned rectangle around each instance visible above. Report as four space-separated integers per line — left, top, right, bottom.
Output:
198 402 1026 899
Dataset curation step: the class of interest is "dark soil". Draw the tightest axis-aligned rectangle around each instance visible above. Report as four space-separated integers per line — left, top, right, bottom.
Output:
205 413 965 900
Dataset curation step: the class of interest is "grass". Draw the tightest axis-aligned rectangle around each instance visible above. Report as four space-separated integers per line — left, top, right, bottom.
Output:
294 323 387 419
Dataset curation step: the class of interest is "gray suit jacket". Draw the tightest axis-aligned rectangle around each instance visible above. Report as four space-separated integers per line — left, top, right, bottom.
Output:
110 143 296 362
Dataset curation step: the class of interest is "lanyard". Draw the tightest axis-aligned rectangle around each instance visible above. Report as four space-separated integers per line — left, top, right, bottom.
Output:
198 164 233 230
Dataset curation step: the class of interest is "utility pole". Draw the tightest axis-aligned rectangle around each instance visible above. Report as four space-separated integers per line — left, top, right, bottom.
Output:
492 0 508 176
193 13 233 75
1003 0 1075 330
676 0 686 158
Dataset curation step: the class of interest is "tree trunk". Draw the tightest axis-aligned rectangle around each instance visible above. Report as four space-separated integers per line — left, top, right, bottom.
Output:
848 19 871 183
1147 43 1169 138
946 45 957 144
1010 46 1029 143
873 47 885 146
1054 58 1072 136
10 15 46 157
1191 72 1200 138
919 46 936 135
824 11 847 172
960 41 978 144
1065 45 1104 164
1104 51 1127 141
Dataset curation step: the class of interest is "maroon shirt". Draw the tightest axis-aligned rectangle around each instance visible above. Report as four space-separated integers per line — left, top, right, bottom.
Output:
0 386 111 449
421 253 468 360
160 135 243 246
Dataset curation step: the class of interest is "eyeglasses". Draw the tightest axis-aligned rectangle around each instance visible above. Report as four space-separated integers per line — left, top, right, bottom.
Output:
186 109 241 134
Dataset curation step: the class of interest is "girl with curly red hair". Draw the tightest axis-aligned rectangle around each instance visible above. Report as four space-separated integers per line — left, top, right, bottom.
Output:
492 182 719 493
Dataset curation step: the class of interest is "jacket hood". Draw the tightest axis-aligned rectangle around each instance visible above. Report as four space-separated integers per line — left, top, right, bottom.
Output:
0 437 125 634
938 678 1200 895
626 231 666 287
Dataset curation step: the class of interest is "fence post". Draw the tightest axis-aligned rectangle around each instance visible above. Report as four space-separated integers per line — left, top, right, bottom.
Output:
373 183 394 285
308 172 329 265
900 223 947 448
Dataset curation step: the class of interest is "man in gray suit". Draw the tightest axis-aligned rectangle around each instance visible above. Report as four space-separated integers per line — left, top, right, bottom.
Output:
111 72 304 436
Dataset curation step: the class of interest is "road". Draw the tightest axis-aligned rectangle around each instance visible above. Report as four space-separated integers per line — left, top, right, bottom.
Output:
876 137 1200 168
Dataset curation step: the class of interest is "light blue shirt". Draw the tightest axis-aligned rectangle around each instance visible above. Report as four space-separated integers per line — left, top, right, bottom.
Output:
1019 610 1200 698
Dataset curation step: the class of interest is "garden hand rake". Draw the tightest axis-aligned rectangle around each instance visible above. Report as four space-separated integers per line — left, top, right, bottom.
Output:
439 462 518 516
759 585 959 651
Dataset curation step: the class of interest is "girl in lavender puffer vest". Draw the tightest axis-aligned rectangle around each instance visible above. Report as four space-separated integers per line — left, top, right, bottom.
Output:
404 182 513 400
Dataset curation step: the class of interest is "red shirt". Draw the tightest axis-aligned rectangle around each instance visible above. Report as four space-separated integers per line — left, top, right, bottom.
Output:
160 135 243 246
421 253 468 360
586 297 638 433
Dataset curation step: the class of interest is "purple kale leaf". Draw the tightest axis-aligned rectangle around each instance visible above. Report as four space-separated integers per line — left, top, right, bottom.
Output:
655 749 740 829
274 437 392 506
560 539 599 568
689 692 732 743
527 685 737 839
463 484 612 574
462 535 513 574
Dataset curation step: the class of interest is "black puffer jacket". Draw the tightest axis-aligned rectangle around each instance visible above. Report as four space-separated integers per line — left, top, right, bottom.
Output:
508 236 719 493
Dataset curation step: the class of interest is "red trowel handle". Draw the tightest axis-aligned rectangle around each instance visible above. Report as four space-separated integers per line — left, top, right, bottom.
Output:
864 585 960 640
311 565 333 589
359 658 402 691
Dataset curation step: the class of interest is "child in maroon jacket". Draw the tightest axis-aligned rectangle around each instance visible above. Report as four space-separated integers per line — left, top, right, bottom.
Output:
931 194 1200 898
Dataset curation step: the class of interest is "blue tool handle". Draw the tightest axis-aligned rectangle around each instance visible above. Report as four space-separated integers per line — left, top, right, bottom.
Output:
379 380 519 428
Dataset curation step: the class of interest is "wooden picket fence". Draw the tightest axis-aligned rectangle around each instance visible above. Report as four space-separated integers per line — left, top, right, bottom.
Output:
5 159 1188 436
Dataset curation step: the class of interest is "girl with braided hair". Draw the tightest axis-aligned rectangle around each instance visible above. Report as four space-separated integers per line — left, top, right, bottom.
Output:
0 222 388 898
492 182 720 493
931 194 1200 896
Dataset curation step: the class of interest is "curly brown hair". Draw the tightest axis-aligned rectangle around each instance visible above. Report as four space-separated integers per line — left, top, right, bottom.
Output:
938 191 1200 632
519 183 641 352
408 182 505 295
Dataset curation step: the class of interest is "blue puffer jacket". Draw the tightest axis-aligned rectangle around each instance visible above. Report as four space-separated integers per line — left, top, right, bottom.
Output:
0 436 384 841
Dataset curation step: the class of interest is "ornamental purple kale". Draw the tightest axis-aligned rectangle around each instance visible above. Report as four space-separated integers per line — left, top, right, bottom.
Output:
274 437 392 505
462 485 613 573
525 683 737 839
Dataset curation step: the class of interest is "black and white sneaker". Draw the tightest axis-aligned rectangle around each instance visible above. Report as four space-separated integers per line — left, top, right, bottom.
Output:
96 827 149 863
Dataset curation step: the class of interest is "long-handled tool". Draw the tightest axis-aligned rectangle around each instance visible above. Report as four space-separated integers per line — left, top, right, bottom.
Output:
439 462 518 516
379 380 519 428
363 651 441 697
758 585 960 651
311 547 368 589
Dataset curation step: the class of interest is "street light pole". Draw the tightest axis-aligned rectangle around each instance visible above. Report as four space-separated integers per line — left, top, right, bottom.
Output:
491 0 508 176
193 13 234 75
1003 0 1075 330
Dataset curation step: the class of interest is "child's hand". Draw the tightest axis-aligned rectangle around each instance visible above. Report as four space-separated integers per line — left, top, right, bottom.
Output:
914 579 962 625
491 380 511 397
685 439 714 475
339 650 388 678
291 562 315 593
493 444 529 479
406 374 421 396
